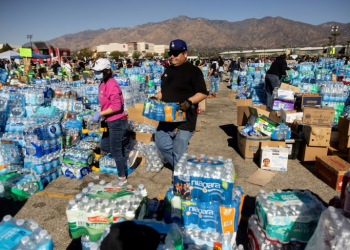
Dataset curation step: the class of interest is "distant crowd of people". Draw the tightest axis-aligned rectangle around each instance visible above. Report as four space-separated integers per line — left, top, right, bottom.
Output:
0 59 19 71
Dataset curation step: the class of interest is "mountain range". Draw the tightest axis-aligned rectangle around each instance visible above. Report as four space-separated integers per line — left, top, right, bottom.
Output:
47 16 350 51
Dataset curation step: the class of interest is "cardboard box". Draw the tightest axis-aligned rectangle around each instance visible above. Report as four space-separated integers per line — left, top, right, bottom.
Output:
269 111 281 123
248 106 270 118
127 106 159 126
271 99 295 111
275 88 295 101
261 146 289 171
339 136 349 154
300 144 328 162
291 120 303 135
339 134 350 148
199 99 206 112
131 132 154 144
302 125 331 147
20 76 28 83
236 99 267 126
315 156 350 191
23 58 31 66
280 83 300 95
281 109 303 124
302 106 335 126
25 65 33 72
338 116 350 136
330 131 340 145
253 115 280 136
245 169 276 186
295 94 322 111
237 126 271 161
259 140 286 158
328 146 348 160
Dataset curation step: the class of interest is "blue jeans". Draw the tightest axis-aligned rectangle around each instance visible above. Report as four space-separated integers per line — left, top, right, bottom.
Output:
155 123 193 169
218 72 223 82
265 74 281 108
100 117 129 177
209 75 219 94
229 72 234 82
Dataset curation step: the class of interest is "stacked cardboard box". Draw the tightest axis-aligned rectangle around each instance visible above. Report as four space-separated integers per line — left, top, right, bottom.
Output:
299 106 334 162
236 100 287 161
23 58 32 75
315 155 350 190
338 117 350 156
127 103 159 144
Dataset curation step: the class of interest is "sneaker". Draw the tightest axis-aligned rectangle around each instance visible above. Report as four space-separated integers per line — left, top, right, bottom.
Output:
117 176 127 183
207 94 213 98
213 94 218 98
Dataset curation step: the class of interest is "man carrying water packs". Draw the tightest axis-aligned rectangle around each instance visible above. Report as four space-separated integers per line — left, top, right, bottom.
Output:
152 39 208 169
90 58 129 183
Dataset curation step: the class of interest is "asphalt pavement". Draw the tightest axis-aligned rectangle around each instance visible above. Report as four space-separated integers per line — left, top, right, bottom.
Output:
0 73 340 250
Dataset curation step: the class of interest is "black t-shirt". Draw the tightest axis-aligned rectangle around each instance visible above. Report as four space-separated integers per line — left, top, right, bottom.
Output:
79 62 85 69
266 57 289 79
210 62 219 77
160 61 208 131
51 63 60 74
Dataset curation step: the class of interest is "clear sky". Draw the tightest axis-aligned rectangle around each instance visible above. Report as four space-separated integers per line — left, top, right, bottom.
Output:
1 0 349 46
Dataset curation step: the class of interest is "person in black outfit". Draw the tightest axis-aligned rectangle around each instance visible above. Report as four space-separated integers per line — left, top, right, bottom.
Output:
152 39 208 169
228 58 238 83
133 59 140 67
265 54 290 108
0 59 5 69
11 60 17 69
218 56 224 82
78 59 85 73
50 61 61 75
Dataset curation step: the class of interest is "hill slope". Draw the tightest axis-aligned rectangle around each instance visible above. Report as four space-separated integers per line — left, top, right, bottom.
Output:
47 16 350 51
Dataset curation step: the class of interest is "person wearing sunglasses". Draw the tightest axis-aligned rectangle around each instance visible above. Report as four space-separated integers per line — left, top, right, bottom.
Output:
152 39 208 169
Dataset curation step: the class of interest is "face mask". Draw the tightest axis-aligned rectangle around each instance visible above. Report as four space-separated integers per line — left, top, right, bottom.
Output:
94 71 103 80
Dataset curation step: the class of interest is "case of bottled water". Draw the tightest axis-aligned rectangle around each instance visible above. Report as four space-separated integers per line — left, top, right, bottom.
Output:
0 215 54 250
182 227 243 250
99 153 135 176
0 172 43 201
0 139 22 176
63 148 93 167
66 181 148 241
255 189 326 244
305 207 350 250
133 141 165 173
61 163 90 180
142 99 186 122
248 214 307 250
163 153 243 248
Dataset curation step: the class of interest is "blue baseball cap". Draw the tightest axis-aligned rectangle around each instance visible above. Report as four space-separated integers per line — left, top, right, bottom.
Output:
169 39 187 51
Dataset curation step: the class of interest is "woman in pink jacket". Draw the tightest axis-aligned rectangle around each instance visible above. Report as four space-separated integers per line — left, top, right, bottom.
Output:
91 59 129 183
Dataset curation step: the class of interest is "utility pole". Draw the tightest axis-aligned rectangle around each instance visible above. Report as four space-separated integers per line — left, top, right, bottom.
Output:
27 35 33 50
330 26 340 56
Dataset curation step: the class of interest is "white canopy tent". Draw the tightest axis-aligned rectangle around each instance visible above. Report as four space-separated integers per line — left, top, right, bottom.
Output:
0 51 21 60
